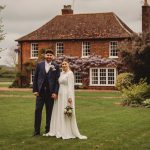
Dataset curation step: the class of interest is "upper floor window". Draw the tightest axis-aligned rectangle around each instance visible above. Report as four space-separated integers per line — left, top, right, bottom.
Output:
82 42 90 57
109 41 118 58
56 42 64 57
31 43 38 58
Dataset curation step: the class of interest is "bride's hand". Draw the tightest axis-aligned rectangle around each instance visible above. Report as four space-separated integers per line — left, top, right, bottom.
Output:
68 98 72 104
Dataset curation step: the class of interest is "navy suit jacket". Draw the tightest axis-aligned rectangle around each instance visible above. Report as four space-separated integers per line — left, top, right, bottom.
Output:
33 60 60 95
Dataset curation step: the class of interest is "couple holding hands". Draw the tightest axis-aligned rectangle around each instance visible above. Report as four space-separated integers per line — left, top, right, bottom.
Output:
33 49 87 140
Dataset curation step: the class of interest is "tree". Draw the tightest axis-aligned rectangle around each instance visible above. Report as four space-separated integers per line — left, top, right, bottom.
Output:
5 46 18 67
119 32 150 83
0 5 5 56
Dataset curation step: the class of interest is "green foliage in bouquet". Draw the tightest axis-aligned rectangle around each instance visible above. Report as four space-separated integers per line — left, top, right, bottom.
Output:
115 72 134 92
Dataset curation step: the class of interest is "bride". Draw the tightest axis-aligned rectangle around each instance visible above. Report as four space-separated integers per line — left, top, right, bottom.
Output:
44 59 87 139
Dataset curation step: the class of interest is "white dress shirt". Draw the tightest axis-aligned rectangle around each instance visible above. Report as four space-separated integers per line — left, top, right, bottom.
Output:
45 61 52 73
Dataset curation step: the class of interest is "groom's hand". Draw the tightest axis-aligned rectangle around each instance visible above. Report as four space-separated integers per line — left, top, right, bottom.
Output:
51 93 57 100
33 92 39 96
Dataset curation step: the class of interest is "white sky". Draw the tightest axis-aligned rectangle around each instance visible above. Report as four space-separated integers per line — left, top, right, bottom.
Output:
0 0 145 65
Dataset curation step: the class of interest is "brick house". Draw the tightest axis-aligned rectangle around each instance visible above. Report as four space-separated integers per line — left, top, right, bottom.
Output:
16 4 146 89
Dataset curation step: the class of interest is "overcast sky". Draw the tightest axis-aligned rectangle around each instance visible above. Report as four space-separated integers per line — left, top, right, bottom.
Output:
0 0 145 65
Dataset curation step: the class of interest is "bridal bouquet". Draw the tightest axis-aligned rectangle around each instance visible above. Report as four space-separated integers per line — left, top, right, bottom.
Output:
64 105 73 117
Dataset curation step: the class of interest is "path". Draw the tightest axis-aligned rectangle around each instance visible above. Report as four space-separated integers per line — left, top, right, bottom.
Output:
0 87 119 92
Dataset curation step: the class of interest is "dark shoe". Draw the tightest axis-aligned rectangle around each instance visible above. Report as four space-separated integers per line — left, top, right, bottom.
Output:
45 130 49 134
32 132 40 137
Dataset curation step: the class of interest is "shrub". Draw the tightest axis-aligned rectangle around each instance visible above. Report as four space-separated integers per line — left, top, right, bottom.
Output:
122 79 150 105
143 99 150 108
115 73 134 92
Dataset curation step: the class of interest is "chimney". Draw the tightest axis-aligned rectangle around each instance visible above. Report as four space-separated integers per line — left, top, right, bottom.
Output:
142 0 150 33
62 5 73 15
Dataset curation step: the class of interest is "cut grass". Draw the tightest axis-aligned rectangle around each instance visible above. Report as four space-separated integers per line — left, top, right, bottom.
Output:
0 91 149 150
0 82 12 87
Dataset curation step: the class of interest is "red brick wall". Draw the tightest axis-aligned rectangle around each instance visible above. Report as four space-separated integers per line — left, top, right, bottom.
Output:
19 39 123 88
64 40 110 57
21 40 112 63
53 40 110 58
21 41 56 63
22 42 30 63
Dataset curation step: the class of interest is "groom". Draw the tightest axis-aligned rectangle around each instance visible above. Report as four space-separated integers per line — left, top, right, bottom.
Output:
33 49 60 136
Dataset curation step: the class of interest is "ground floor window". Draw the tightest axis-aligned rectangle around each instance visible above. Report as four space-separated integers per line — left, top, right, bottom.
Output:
90 68 117 86
30 69 35 84
74 71 82 85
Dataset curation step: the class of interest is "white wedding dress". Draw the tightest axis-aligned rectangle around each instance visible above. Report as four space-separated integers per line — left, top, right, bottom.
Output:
45 70 87 139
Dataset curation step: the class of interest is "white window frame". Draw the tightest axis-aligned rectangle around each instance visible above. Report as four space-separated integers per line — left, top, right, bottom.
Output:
109 41 118 58
31 43 38 59
82 42 90 58
90 68 117 86
30 69 35 84
56 42 64 57
74 71 82 85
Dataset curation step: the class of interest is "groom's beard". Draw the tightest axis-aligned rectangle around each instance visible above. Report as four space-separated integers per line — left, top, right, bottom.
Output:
45 58 52 63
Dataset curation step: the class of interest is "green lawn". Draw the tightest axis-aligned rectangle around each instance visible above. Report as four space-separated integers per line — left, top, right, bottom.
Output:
0 82 12 87
0 78 14 82
0 91 150 150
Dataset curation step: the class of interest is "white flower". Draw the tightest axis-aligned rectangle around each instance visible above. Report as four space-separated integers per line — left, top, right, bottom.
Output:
64 109 67 113
50 65 56 71
68 109 72 114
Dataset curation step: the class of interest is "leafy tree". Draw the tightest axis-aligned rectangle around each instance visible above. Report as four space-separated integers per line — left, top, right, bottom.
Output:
0 5 5 56
119 32 150 83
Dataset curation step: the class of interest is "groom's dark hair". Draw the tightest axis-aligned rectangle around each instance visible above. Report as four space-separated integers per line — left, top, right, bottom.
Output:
45 49 54 55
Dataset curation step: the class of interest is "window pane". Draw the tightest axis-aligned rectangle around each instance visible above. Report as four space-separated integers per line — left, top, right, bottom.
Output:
56 42 64 57
110 41 118 57
99 69 106 85
74 72 82 85
91 69 98 84
108 69 115 85
31 43 38 58
31 69 35 83
83 42 90 56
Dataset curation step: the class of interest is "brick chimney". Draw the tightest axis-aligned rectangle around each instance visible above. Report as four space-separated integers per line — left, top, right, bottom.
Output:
142 0 150 33
62 5 73 15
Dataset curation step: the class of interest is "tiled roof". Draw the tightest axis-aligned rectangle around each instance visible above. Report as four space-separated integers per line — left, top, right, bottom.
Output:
16 12 134 41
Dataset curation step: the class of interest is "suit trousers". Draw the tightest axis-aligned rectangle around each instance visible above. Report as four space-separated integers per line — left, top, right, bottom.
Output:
34 89 54 134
